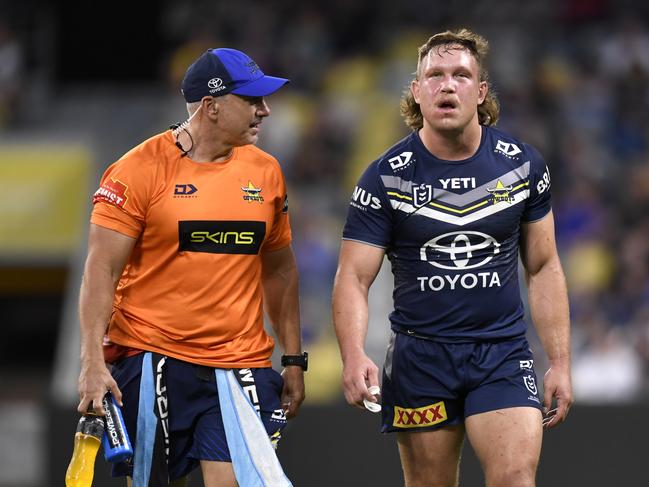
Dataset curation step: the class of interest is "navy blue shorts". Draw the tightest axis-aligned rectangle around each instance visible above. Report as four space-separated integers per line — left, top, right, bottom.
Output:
380 331 542 433
109 353 287 483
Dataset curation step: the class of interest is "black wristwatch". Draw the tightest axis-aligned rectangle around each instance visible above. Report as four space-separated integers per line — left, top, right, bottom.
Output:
281 352 308 371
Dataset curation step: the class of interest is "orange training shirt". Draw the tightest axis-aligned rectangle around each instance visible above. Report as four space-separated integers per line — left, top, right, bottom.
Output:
90 130 292 368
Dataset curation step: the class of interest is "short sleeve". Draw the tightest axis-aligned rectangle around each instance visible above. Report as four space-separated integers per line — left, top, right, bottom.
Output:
89 154 154 238
262 165 292 251
342 162 393 248
522 144 552 223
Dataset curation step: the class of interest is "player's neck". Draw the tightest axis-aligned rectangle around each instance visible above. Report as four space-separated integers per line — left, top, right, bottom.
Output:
419 121 482 161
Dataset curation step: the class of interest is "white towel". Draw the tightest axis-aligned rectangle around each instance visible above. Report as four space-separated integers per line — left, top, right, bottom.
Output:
215 369 293 487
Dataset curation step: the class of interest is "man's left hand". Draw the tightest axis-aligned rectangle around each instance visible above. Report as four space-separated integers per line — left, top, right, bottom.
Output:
280 366 305 419
542 363 573 429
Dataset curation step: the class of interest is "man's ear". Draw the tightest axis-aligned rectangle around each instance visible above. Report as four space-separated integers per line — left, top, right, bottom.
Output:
203 96 219 119
411 79 420 104
478 81 488 105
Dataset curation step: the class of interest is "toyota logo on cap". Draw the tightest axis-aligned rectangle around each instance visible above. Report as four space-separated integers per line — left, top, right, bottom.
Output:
208 78 223 89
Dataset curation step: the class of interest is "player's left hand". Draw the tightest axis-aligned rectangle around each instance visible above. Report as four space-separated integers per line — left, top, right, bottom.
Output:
542 362 572 429
280 366 305 419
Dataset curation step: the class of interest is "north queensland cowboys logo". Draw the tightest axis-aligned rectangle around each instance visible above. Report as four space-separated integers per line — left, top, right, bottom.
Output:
523 375 538 395
241 181 264 203
486 180 514 204
413 183 433 208
420 231 501 270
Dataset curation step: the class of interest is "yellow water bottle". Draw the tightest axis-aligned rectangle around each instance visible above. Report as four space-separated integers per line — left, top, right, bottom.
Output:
65 414 105 487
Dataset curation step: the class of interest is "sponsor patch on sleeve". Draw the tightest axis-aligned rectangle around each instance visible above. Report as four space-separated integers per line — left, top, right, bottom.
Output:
93 178 129 208
393 401 448 428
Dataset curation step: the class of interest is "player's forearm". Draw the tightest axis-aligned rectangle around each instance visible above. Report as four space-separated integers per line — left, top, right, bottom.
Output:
527 256 571 366
78 262 120 364
332 271 371 362
263 255 302 355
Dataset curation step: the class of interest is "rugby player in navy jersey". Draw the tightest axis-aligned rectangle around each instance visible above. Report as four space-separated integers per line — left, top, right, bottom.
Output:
332 28 572 487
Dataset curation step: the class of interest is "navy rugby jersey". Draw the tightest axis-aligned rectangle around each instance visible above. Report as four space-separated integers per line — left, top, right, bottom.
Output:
342 126 552 341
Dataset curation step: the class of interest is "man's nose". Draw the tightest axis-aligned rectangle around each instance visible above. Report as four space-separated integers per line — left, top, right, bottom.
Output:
440 76 456 92
257 99 270 116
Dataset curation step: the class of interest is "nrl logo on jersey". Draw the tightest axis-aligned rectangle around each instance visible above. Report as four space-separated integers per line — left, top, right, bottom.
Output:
241 181 264 203
413 183 433 208
388 151 414 171
494 140 522 159
486 180 514 204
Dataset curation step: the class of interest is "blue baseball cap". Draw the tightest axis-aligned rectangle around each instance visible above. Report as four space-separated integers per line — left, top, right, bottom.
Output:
181 48 289 102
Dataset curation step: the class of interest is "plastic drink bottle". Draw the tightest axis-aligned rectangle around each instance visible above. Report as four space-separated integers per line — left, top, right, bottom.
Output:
101 392 133 462
65 414 105 487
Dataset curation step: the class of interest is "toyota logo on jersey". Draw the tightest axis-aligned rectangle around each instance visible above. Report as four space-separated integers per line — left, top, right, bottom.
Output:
420 231 501 270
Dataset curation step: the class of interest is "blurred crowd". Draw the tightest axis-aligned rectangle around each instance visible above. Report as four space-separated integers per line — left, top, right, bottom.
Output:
2 0 649 405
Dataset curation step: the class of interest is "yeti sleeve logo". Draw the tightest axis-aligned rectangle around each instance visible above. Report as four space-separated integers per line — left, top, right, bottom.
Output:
179 221 266 254
420 231 501 270
494 140 522 158
413 184 433 208
351 186 381 210
388 151 413 171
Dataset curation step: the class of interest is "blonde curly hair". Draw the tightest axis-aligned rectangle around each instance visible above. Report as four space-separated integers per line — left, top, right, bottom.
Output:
400 28 500 130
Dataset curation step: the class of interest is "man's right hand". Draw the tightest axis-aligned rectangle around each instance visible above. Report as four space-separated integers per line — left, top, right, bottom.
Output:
341 352 380 410
77 359 122 415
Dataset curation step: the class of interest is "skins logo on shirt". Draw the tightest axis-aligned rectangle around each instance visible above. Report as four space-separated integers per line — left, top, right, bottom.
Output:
178 220 266 255
242 181 264 203
393 401 448 428
93 178 129 208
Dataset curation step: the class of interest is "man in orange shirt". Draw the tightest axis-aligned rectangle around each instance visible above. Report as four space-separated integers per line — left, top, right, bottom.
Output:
76 48 306 487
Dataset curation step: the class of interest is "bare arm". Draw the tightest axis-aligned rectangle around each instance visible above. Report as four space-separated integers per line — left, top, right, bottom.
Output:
78 223 136 415
332 240 386 409
520 210 572 428
261 245 304 418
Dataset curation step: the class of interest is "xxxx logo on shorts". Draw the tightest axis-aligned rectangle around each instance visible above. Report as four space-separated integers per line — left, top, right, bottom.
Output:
393 401 448 428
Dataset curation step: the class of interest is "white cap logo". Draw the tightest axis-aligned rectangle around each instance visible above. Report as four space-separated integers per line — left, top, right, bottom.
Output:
208 78 223 89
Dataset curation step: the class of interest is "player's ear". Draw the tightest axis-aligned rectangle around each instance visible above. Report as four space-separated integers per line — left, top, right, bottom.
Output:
411 78 421 104
478 81 488 105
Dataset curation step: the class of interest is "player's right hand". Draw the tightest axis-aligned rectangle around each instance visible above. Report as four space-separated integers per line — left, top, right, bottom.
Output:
341 352 380 410
77 359 122 416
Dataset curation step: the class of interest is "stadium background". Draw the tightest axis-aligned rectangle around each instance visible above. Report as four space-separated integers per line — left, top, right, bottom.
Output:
1 0 648 485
